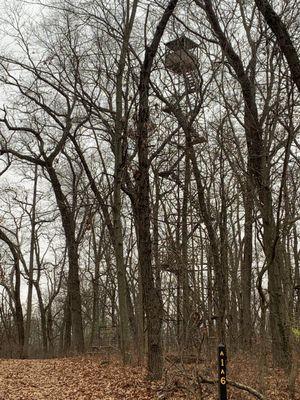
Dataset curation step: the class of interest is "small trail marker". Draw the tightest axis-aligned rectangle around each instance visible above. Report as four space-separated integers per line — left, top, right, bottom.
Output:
218 344 227 400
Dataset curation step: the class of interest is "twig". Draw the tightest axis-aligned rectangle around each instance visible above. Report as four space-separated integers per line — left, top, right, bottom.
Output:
196 375 266 400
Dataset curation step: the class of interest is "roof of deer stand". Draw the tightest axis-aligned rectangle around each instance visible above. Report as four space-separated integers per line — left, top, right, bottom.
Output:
164 36 198 51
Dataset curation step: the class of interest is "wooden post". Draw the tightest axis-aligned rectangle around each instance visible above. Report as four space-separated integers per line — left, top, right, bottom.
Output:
218 344 227 400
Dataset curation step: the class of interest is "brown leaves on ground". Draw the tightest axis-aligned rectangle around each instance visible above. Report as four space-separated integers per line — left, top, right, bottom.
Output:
161 352 300 400
0 356 158 400
0 353 299 400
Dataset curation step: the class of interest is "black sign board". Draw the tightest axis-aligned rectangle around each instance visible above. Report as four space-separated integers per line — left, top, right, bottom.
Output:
218 344 227 400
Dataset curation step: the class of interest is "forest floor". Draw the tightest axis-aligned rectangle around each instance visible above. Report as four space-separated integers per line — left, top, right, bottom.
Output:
0 353 299 400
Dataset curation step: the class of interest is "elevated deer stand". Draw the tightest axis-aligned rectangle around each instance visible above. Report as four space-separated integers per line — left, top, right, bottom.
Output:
163 36 206 142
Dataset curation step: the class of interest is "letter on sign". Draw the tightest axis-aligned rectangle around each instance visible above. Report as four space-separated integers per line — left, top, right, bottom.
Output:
218 344 227 400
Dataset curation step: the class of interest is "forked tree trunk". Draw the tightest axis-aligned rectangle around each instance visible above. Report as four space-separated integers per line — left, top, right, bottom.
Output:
47 164 84 353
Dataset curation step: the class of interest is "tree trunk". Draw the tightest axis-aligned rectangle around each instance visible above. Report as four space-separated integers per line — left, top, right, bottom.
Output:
35 285 48 356
181 155 191 349
135 137 164 378
90 229 101 348
63 295 72 353
46 164 84 353
135 0 179 379
254 0 300 92
293 226 300 321
185 131 226 343
0 230 25 358
24 165 38 358
241 171 253 350
67 241 85 352
112 0 139 364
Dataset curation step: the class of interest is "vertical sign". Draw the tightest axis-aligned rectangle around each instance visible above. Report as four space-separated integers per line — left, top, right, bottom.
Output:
218 344 227 400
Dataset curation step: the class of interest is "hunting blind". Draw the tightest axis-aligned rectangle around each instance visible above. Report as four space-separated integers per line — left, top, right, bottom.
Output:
164 36 199 75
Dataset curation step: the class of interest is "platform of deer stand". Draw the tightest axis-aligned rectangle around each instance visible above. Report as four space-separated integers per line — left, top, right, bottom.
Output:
192 135 207 144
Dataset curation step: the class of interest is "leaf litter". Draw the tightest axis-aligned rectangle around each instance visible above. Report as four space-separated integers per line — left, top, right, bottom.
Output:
0 353 299 400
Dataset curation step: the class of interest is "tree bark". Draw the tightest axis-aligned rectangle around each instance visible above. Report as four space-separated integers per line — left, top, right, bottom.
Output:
112 0 139 364
24 165 38 358
47 164 84 353
0 230 25 358
181 155 191 349
90 228 102 348
241 169 253 350
254 0 300 92
136 0 179 380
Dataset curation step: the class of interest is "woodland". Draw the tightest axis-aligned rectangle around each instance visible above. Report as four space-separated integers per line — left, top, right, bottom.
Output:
0 0 299 399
